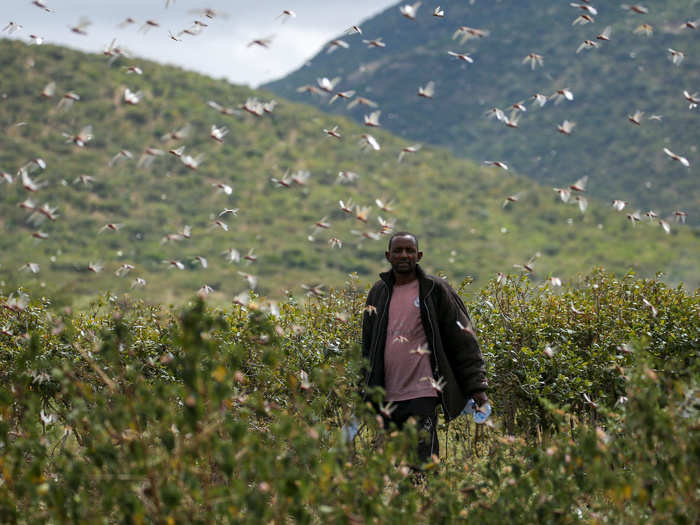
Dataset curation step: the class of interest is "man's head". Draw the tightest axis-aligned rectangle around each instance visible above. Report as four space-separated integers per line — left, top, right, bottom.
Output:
386 232 422 276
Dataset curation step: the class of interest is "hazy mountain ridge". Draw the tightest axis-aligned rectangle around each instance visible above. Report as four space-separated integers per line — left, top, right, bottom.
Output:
0 39 697 307
264 0 699 221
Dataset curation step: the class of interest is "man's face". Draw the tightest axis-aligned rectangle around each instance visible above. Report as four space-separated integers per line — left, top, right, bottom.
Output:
386 236 422 274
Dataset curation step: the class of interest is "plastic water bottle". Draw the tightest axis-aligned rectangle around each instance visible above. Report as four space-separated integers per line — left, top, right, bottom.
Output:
342 418 359 443
461 398 492 424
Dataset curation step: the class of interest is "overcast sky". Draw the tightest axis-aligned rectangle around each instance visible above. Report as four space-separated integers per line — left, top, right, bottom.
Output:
3 0 398 86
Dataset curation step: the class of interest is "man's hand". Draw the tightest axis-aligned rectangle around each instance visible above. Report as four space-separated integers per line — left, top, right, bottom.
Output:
472 391 488 407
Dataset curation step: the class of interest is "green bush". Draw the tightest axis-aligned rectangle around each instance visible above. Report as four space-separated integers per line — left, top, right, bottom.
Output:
471 268 698 435
0 270 697 523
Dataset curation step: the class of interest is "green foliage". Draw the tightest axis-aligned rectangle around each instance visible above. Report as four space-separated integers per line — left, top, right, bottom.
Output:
265 0 699 222
0 39 697 308
0 270 697 523
471 268 698 435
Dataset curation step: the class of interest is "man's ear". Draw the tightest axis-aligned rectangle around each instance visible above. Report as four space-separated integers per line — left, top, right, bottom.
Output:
385 251 391 262
417 251 423 261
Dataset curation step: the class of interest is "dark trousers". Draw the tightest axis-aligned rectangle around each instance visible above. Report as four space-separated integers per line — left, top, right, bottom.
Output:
379 397 439 464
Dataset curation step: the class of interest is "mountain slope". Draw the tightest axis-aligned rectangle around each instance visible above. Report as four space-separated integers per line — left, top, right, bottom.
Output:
264 0 699 222
0 39 697 307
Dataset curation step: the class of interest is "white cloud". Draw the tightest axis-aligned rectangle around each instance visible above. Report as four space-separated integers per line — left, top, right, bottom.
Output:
3 0 398 86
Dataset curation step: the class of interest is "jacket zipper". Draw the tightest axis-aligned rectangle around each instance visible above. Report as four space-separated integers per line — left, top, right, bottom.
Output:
422 280 437 374
423 282 450 417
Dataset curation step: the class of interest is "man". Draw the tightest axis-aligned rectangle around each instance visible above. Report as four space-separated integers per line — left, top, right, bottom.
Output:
361 232 488 463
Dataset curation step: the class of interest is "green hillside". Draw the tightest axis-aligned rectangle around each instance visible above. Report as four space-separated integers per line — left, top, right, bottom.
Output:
0 39 697 307
264 0 699 222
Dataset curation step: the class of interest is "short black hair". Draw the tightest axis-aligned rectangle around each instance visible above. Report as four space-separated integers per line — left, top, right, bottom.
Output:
388 231 419 251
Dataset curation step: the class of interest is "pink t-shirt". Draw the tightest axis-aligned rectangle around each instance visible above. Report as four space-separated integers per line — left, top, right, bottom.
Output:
383 280 438 402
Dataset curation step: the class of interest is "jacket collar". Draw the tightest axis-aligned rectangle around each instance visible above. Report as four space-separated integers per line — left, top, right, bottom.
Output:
379 264 435 298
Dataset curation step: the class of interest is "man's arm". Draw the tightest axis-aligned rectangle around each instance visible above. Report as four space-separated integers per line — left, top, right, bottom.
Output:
361 288 376 361
359 286 377 390
438 285 488 400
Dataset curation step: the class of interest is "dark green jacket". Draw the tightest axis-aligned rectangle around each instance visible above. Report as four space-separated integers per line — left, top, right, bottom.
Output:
361 264 488 422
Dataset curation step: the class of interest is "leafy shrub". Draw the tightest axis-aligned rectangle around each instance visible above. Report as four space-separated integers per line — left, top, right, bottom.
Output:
0 270 697 523
471 268 698 435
